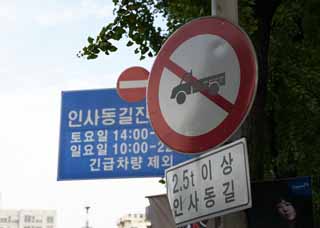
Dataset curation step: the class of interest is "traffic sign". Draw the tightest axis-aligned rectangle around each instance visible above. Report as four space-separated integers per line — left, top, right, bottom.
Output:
147 17 258 153
165 138 251 227
117 66 149 102
57 88 195 181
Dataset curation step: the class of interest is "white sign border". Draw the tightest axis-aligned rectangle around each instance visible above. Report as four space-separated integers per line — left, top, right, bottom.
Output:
165 138 252 226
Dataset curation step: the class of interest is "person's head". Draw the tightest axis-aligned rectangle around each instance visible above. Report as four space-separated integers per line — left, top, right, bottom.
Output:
276 198 296 221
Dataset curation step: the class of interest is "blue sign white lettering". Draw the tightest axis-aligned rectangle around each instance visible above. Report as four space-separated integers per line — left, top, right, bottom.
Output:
58 88 195 180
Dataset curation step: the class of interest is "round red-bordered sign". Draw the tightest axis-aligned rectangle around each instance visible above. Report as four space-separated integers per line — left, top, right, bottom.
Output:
117 66 149 102
147 17 258 153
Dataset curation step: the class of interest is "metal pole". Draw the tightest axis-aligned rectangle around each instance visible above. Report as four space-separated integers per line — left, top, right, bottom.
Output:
85 206 90 228
211 1 241 225
211 0 217 16
213 0 239 24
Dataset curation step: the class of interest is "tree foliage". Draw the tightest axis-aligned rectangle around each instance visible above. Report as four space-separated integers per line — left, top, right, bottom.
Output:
78 0 212 60
268 0 320 178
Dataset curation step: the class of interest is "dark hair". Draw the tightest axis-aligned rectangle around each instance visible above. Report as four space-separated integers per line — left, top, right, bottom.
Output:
248 178 314 228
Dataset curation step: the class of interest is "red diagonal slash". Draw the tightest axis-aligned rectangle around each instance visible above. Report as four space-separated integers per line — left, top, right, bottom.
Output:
165 59 234 113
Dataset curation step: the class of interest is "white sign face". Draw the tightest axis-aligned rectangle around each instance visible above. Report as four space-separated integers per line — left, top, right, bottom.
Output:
165 138 251 227
159 34 240 137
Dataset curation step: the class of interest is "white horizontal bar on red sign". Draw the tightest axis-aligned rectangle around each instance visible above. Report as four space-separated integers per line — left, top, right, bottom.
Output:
119 80 148 89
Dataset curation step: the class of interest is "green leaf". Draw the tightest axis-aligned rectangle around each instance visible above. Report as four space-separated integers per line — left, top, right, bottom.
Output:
141 46 149 55
127 3 140 11
87 37 94 44
87 54 98 60
140 55 145 60
109 45 118 52
126 40 134 46
112 27 125 40
117 8 127 15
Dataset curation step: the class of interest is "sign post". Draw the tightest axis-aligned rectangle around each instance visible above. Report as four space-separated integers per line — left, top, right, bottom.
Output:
214 0 238 24
165 138 251 227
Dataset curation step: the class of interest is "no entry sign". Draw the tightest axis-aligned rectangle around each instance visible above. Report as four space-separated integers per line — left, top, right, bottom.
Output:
117 66 149 102
147 17 258 153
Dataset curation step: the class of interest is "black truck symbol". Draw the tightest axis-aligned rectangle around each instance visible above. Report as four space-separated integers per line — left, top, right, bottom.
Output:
170 70 226 105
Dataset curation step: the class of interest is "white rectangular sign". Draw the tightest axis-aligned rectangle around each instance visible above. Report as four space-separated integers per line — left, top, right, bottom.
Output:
165 138 251 227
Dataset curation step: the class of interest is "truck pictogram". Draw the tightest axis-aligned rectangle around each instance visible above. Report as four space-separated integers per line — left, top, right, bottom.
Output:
170 70 226 104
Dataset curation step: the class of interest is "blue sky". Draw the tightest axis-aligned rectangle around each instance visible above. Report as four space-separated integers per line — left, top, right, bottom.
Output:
0 0 154 95
0 1 162 228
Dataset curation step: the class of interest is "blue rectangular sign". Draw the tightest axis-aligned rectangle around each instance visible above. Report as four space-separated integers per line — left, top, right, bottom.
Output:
58 88 196 180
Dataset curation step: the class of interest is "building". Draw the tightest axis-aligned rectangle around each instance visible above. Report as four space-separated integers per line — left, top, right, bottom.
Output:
117 213 150 228
0 209 56 228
